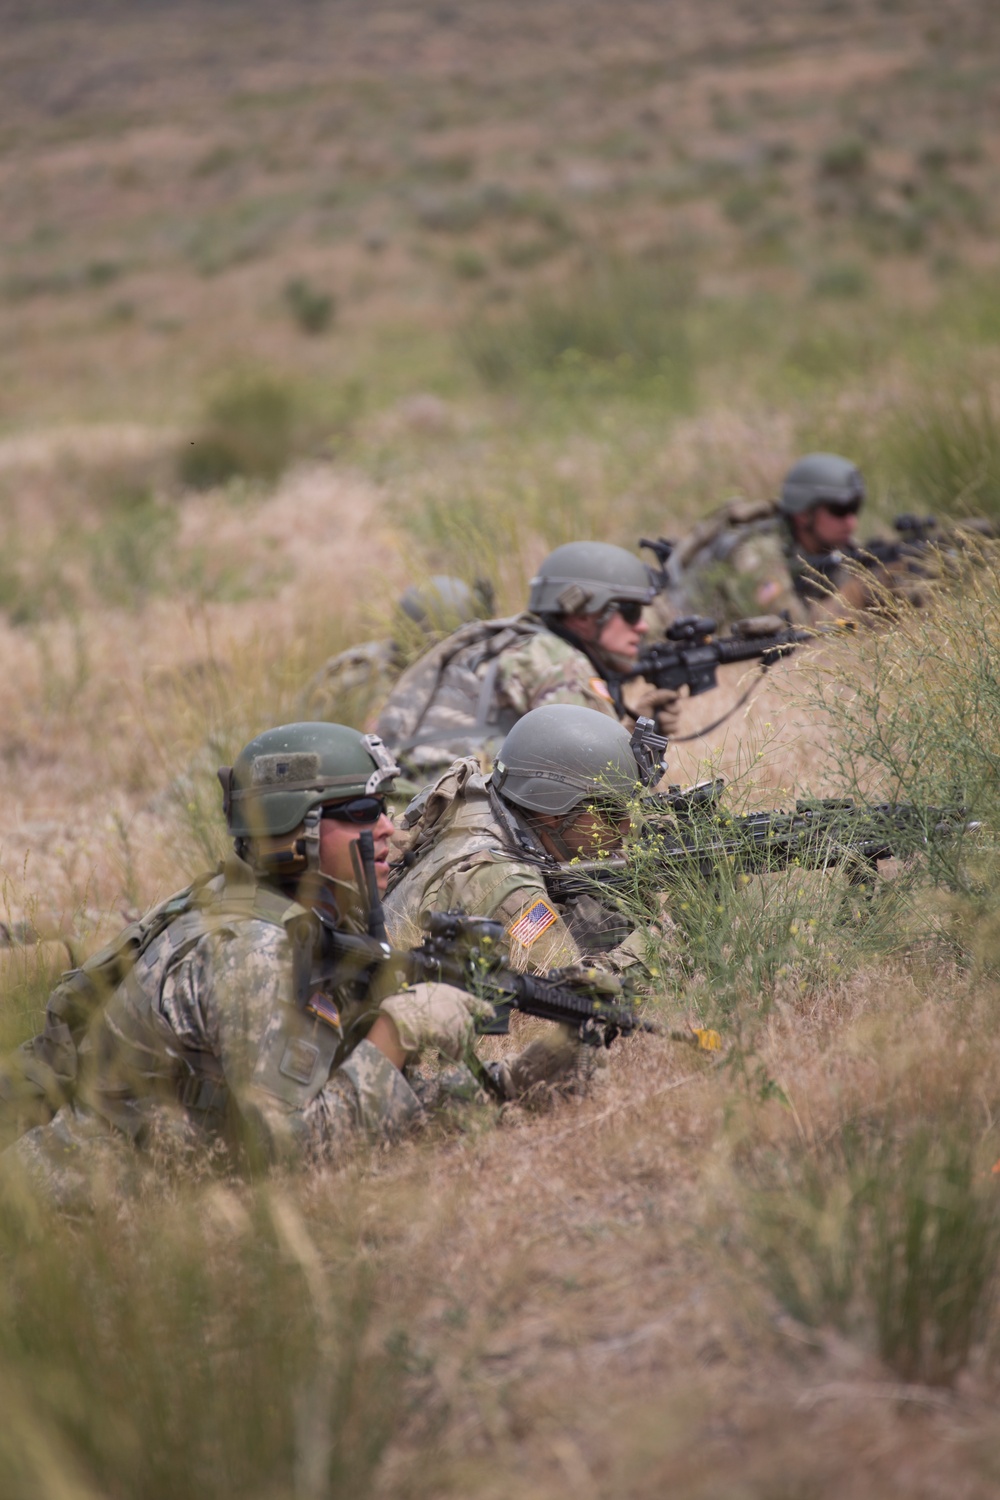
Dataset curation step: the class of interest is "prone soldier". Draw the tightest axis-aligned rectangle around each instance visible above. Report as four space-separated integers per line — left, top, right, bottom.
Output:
1 722 569 1209
655 452 868 626
385 703 660 980
375 542 681 789
298 574 492 723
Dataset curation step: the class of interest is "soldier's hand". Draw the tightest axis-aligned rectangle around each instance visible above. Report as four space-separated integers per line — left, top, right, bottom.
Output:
620 679 682 739
378 982 495 1062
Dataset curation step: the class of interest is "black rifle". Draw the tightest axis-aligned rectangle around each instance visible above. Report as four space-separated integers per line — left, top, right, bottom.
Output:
292 907 658 1071
794 514 997 602
620 613 820 698
547 789 973 900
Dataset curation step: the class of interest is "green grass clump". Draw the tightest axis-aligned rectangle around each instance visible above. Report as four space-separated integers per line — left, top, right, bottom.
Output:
811 261 869 299
180 374 297 490
283 276 335 335
0 1182 416 1499
461 258 696 402
884 389 1000 519
747 1111 1000 1385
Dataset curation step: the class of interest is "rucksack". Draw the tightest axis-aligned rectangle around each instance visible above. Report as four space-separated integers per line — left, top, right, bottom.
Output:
0 858 303 1143
375 613 546 775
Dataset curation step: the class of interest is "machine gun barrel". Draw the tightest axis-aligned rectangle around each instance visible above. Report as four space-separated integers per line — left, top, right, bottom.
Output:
547 798 973 899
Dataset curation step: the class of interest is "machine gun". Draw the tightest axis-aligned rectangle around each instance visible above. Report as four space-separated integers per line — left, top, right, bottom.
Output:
547 787 974 901
795 514 997 603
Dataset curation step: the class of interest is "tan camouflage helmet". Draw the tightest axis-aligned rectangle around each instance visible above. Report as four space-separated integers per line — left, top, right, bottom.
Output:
527 541 656 617
219 722 399 842
492 704 641 816
779 453 866 517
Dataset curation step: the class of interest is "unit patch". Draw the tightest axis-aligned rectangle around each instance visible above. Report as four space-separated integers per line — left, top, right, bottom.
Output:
507 898 559 949
588 676 614 703
278 1039 321 1085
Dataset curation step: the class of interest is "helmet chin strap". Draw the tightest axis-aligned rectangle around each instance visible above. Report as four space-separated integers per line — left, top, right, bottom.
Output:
301 807 322 872
531 806 585 863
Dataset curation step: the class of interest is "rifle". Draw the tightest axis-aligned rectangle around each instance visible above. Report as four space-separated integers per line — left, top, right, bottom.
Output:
291 903 662 1104
794 514 997 603
620 613 824 698
547 787 974 900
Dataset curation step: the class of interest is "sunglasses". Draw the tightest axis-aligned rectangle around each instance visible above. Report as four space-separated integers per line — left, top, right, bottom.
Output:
614 600 645 626
819 499 862 519
321 796 388 825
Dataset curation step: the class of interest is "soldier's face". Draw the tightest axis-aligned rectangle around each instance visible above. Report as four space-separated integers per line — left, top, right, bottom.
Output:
598 606 648 660
536 806 630 862
318 806 396 892
799 503 860 551
567 605 648 660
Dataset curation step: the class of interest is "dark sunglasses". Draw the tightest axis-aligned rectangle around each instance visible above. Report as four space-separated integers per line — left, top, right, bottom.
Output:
614 600 645 626
321 796 388 825
819 499 862 519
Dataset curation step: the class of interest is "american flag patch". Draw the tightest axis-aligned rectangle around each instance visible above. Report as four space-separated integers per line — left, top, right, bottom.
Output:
507 898 559 949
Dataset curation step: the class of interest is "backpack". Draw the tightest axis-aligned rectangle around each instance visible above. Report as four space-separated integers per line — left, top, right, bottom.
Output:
0 857 303 1143
664 497 780 614
375 614 546 775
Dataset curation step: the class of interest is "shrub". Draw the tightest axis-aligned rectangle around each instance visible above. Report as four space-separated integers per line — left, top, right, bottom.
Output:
818 136 868 178
747 1112 1000 1385
180 375 297 490
811 261 869 299
283 276 335 335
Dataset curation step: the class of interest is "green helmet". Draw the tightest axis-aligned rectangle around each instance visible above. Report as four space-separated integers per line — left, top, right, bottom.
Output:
398 575 478 636
779 453 866 517
219 722 399 841
527 541 655 617
492 704 641 816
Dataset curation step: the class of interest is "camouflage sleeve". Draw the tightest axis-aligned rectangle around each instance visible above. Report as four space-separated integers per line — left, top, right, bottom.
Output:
431 854 584 972
185 925 424 1163
728 532 808 620
495 633 620 720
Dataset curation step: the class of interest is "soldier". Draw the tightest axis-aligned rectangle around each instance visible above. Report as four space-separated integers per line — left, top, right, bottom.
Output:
659 452 867 626
2 722 562 1210
375 541 681 788
298 575 491 723
385 703 657 981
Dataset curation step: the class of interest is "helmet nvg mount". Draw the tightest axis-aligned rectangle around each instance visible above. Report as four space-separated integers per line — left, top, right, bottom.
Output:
218 722 398 873
527 541 656 618
492 703 641 817
779 453 866 517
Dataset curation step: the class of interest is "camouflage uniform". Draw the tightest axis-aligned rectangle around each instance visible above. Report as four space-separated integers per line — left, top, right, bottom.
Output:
5 869 470 1211
654 500 811 629
376 614 621 787
384 758 652 978
297 639 402 724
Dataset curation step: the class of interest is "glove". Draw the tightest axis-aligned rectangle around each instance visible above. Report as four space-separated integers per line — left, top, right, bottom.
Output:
620 679 682 739
378 983 494 1062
